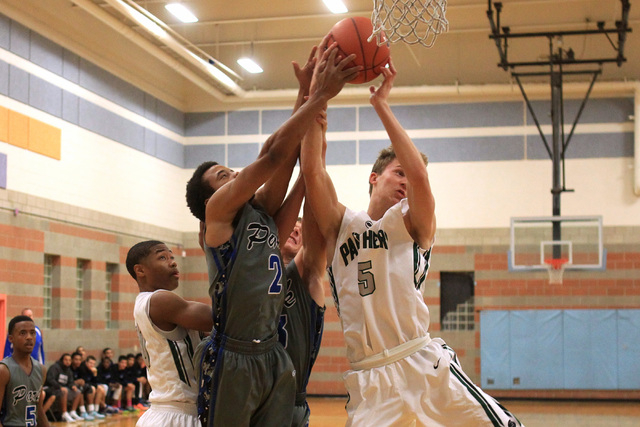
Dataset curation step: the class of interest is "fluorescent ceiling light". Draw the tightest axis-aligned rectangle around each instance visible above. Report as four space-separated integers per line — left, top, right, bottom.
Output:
121 1 167 37
323 0 348 14
165 3 198 23
237 58 264 74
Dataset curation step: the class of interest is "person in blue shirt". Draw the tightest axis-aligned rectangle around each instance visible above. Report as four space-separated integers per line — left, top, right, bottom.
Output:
3 308 45 364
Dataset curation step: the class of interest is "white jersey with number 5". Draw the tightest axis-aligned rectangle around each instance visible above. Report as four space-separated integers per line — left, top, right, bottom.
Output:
328 199 433 364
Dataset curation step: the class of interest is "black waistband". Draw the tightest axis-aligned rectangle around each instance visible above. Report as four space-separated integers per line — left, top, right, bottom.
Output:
295 392 307 406
212 330 279 355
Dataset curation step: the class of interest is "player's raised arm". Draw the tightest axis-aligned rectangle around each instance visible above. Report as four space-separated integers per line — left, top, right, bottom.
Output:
148 290 213 333
300 109 345 264
369 59 436 248
300 202 327 307
204 41 359 248
273 173 305 251
255 45 317 217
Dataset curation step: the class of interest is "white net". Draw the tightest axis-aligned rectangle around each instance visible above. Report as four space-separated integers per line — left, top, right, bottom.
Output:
545 260 568 285
547 266 565 285
370 0 449 47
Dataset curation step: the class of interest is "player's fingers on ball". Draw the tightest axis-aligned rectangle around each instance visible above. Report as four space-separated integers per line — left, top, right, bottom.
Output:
319 34 331 50
337 53 356 69
345 68 361 81
316 60 328 73
322 42 338 59
325 47 340 66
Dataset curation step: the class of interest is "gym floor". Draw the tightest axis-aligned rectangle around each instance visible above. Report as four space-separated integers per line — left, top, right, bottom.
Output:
49 397 640 426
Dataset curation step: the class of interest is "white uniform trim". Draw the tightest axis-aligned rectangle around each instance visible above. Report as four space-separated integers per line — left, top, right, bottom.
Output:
350 335 430 370
136 402 199 427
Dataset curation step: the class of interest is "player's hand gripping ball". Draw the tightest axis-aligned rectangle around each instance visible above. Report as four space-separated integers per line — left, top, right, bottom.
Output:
327 17 390 84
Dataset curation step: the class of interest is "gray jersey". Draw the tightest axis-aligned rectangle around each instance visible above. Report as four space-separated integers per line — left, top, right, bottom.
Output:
0 356 43 427
205 202 285 341
280 261 325 427
200 202 295 427
280 260 325 399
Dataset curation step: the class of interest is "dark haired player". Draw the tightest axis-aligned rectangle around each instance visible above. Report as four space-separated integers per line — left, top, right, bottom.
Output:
0 315 50 427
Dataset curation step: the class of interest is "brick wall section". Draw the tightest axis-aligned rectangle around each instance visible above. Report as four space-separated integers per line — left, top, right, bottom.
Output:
0 224 44 252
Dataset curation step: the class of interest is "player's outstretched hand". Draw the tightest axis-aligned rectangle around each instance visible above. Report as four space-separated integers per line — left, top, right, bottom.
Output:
369 57 397 107
312 34 361 101
293 45 317 94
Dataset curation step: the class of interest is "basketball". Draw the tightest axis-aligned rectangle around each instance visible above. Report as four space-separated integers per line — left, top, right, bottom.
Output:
327 17 390 84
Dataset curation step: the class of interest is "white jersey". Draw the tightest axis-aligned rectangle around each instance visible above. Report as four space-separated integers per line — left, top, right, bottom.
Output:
328 199 433 363
134 291 201 404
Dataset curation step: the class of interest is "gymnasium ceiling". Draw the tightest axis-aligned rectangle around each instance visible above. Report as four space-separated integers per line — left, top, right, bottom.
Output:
1 0 638 111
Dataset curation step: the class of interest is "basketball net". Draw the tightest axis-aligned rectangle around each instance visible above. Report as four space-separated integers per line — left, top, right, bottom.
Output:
370 0 449 47
545 258 568 285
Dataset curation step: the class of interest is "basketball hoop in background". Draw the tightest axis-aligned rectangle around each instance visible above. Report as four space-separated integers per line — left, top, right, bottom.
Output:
370 0 449 47
544 258 569 285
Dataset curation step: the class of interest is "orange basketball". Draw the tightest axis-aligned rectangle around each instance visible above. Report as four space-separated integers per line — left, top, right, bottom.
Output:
327 17 390 84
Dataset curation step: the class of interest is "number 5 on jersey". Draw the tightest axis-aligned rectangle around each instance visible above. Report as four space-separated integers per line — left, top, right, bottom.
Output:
358 261 376 296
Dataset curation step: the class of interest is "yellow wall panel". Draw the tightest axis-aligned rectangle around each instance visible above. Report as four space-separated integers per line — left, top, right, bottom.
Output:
28 119 61 160
0 106 8 142
8 110 29 149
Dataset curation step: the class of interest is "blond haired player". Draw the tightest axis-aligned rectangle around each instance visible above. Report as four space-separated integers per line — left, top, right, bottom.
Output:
301 59 523 427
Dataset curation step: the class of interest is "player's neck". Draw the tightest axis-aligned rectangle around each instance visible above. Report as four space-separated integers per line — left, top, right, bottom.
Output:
12 352 33 372
367 200 388 221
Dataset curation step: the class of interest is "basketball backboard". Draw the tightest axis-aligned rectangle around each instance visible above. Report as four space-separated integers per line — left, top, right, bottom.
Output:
509 216 606 274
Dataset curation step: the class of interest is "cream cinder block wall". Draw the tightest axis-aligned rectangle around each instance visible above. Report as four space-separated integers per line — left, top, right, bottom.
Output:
8 136 640 233
326 157 640 229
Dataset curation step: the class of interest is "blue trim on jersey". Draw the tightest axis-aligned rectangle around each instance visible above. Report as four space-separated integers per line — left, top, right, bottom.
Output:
207 333 227 427
206 233 239 426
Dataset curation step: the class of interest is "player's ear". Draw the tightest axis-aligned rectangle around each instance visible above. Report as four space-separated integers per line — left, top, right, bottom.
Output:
133 263 145 279
369 172 378 187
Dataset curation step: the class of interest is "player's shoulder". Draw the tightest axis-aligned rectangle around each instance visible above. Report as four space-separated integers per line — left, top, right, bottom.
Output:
0 360 11 381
